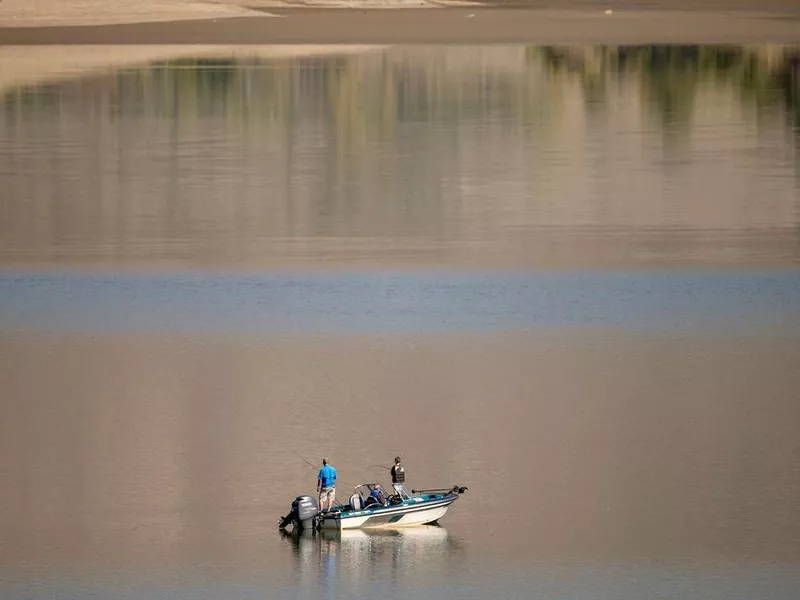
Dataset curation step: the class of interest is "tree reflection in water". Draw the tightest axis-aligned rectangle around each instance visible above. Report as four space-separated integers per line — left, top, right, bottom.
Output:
1 44 797 268
532 45 799 141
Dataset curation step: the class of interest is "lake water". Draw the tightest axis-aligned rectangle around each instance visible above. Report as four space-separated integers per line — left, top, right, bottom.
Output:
1 45 799 600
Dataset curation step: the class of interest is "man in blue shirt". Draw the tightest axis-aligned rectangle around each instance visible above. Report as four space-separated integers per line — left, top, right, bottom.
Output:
317 458 338 511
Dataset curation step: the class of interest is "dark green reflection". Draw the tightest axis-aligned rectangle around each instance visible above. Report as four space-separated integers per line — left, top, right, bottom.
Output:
532 45 799 134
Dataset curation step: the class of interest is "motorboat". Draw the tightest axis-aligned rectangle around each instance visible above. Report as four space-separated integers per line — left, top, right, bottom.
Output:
278 482 467 531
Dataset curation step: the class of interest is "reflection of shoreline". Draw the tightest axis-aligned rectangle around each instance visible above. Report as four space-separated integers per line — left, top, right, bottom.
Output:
0 45 386 94
1 45 798 271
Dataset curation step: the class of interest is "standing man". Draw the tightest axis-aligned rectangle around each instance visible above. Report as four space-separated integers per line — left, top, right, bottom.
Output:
317 458 337 512
390 456 407 496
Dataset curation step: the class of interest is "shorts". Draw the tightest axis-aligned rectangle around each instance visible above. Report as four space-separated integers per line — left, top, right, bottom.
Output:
319 487 335 502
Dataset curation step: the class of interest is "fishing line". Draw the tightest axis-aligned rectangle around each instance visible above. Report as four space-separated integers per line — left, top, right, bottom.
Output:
367 464 391 471
292 450 318 470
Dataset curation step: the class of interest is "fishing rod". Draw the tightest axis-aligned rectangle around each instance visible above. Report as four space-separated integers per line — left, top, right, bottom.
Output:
292 450 318 471
367 464 391 471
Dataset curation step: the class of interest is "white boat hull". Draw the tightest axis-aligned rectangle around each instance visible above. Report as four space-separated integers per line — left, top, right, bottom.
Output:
318 496 456 530
279 485 467 533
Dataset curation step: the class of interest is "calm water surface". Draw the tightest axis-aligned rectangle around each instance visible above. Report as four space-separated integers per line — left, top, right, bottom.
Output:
1 45 799 599
1 45 799 269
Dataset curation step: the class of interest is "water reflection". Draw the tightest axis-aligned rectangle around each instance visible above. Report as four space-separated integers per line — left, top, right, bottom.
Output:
534 45 800 132
280 525 465 594
0 45 798 269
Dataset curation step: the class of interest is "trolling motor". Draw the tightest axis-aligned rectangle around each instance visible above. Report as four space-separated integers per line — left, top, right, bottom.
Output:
278 495 320 532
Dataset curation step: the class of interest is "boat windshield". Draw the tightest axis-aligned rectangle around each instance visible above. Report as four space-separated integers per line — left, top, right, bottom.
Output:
356 483 391 506
355 482 416 505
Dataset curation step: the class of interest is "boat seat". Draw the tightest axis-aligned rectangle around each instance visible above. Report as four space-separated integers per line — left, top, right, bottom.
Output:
350 494 363 510
364 496 381 508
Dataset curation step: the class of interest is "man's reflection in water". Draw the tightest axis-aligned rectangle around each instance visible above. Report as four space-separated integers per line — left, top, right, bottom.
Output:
320 530 337 600
280 525 464 592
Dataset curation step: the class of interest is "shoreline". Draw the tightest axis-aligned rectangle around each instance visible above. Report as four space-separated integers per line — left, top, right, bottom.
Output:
2 10 800 46
2 3 800 45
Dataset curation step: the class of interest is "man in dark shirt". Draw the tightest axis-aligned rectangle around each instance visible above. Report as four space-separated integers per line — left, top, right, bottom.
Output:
390 456 407 496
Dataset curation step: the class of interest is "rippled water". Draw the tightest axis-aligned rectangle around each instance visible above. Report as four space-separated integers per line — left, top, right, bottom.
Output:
1 45 799 600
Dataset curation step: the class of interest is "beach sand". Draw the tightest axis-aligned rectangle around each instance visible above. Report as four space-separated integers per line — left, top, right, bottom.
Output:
1 0 800 43
0 0 279 28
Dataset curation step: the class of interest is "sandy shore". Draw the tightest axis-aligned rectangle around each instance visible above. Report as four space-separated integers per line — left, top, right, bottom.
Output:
0 0 476 28
2 8 800 45
0 0 280 28
0 0 800 43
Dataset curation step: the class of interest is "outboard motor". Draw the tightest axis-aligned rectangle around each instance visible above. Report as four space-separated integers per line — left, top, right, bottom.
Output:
278 495 319 531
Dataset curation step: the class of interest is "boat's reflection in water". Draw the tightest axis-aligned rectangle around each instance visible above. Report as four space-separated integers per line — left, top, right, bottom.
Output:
281 525 465 592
